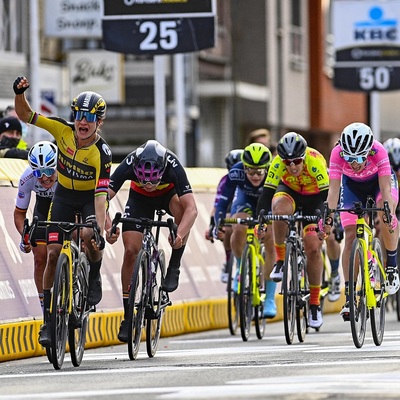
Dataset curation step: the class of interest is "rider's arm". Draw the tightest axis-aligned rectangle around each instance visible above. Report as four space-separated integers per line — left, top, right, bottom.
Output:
326 178 341 211
13 208 27 236
379 174 397 214
256 186 275 215
175 192 198 247
13 77 34 123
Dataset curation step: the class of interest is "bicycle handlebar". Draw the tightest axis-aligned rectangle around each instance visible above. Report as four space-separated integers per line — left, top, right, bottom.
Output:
26 217 102 248
111 212 178 243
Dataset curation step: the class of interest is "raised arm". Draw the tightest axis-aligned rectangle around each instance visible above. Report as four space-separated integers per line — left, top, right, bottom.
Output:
13 76 34 123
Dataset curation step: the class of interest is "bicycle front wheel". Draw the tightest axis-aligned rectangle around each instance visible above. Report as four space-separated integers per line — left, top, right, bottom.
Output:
349 239 367 348
239 244 253 342
69 252 90 367
254 244 266 340
51 253 70 370
296 253 309 342
283 241 297 345
146 249 166 358
226 253 239 335
370 237 386 346
127 249 147 360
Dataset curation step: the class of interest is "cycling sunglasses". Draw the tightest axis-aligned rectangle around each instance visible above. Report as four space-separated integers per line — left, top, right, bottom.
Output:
282 157 304 166
140 178 162 186
32 168 56 178
343 155 367 164
244 167 266 176
74 111 98 122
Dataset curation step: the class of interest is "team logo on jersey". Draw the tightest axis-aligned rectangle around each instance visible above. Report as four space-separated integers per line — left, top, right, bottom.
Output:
102 143 111 156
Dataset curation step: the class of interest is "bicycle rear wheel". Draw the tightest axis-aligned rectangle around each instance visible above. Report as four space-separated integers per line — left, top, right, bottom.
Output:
349 239 367 348
227 254 239 335
239 244 253 342
146 249 166 358
69 252 90 367
283 241 296 345
296 253 309 342
51 253 69 370
370 237 386 346
127 249 147 360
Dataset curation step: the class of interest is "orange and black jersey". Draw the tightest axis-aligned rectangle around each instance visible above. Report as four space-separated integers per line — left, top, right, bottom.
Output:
29 113 112 195
109 148 193 198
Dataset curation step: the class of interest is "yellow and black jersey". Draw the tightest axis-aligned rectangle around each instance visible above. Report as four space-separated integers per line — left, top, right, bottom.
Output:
29 113 112 195
264 147 329 195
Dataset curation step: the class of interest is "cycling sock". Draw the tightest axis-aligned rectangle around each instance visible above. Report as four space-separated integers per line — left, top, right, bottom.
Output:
330 259 340 276
89 259 102 279
43 289 51 322
225 249 232 264
274 243 286 261
38 293 44 313
122 292 129 319
386 249 397 267
309 285 320 306
168 246 185 269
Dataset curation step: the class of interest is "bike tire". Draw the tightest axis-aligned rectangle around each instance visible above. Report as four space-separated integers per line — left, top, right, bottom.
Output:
370 237 386 346
69 252 90 367
239 244 253 342
296 252 309 342
254 244 266 340
226 253 239 336
51 253 69 370
283 241 296 345
146 249 166 358
127 249 147 360
349 239 367 348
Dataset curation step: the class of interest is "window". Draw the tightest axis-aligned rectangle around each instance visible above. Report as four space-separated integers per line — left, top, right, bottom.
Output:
289 0 305 71
0 0 25 53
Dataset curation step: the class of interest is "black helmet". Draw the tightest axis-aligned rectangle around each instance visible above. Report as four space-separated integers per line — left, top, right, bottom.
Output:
133 140 168 184
70 91 106 119
224 149 244 170
277 132 307 159
241 143 272 168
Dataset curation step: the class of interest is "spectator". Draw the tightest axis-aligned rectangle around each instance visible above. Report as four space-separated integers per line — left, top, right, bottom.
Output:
3 105 28 150
246 128 277 155
0 116 28 159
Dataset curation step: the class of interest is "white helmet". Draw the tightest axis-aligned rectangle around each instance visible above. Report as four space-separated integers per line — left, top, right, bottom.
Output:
28 141 57 170
339 122 374 157
383 137 400 167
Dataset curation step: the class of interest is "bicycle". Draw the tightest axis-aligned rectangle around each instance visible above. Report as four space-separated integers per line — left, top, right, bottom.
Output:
322 197 391 348
260 210 319 345
25 215 100 369
207 219 238 335
218 215 266 342
111 210 177 360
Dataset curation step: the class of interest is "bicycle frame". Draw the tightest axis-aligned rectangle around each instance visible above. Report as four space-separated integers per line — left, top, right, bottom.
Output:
354 214 387 308
242 225 263 306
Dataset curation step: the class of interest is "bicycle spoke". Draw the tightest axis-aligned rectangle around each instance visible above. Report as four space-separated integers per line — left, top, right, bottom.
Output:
283 242 296 345
239 245 252 342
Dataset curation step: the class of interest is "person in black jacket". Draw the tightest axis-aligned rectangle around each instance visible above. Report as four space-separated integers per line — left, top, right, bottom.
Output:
0 116 28 159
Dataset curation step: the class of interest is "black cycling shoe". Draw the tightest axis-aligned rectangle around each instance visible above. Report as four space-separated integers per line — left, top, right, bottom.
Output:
162 267 180 293
117 320 129 343
38 323 51 347
88 273 102 306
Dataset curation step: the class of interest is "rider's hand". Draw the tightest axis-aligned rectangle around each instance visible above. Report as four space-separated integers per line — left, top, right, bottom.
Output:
106 226 120 244
317 218 330 240
13 76 29 95
19 241 32 253
169 233 183 249
212 226 224 241
91 234 105 251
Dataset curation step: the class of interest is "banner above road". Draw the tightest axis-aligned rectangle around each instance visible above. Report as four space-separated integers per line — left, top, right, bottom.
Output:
102 0 216 55
332 0 400 91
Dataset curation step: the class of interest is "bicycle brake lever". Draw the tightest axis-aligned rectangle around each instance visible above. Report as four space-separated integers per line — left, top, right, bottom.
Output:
111 212 122 235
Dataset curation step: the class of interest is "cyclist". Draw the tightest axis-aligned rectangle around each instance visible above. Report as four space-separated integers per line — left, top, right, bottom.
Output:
13 76 112 347
14 141 58 312
204 149 244 282
323 122 400 321
257 132 329 329
214 143 277 318
106 139 198 343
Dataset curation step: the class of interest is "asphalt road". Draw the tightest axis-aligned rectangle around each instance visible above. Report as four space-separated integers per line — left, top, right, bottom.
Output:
1 307 400 399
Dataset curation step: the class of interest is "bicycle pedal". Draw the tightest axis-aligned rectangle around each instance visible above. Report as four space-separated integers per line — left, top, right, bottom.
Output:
341 313 350 322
